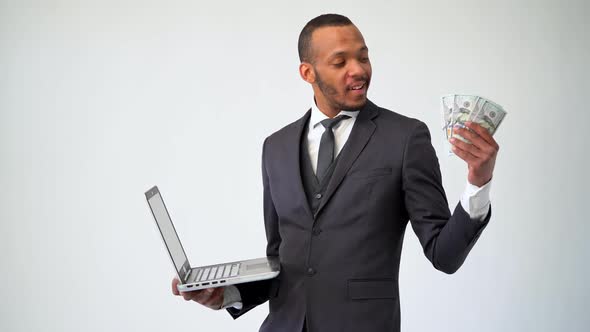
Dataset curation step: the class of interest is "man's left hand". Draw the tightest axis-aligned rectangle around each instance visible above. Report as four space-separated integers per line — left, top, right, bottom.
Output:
450 122 499 187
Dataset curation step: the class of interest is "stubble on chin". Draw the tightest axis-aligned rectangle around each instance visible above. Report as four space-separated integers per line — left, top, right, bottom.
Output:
316 78 367 111
325 93 368 112
342 96 368 111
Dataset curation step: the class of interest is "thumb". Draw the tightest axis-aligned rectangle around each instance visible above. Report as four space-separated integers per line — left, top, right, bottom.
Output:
171 277 180 295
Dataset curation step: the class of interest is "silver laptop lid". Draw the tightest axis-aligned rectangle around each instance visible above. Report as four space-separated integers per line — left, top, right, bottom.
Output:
145 186 191 282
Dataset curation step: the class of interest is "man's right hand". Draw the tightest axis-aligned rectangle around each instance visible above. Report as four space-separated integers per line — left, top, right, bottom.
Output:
171 277 224 310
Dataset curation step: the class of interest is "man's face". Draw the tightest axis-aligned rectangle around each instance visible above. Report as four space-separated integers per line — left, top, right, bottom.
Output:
308 25 372 111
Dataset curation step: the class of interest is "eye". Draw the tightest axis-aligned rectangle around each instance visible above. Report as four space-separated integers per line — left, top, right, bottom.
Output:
360 57 370 63
332 61 345 68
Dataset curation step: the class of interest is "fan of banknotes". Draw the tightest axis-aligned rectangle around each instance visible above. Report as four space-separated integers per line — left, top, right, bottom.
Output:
441 94 507 155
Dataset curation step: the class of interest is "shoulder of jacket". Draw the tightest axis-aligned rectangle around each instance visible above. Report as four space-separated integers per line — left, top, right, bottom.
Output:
371 103 426 133
264 109 310 145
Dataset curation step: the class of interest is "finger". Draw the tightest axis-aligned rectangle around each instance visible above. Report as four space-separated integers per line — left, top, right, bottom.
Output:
192 288 215 304
202 288 224 308
199 287 220 304
450 137 485 159
199 287 223 306
208 293 224 310
465 122 497 148
464 122 500 153
182 291 194 301
180 288 208 302
453 127 491 155
171 278 180 296
451 141 478 164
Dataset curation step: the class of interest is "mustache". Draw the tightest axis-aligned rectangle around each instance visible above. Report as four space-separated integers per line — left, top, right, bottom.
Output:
349 76 370 85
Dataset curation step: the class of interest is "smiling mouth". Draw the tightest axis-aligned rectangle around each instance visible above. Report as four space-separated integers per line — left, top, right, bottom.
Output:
349 82 366 90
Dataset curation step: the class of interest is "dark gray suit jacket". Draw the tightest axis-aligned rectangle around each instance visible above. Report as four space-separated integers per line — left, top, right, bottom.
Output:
228 100 491 332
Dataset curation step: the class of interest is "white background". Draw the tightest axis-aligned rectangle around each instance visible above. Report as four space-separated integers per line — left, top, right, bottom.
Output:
1 0 588 331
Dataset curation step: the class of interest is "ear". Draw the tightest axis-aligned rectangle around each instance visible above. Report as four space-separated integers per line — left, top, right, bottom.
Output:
299 62 316 84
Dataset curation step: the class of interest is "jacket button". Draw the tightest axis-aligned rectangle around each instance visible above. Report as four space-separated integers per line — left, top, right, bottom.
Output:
307 267 316 276
314 193 322 199
312 228 322 236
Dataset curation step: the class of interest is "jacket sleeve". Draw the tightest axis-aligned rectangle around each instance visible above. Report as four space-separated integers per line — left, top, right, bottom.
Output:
227 137 281 318
402 121 491 274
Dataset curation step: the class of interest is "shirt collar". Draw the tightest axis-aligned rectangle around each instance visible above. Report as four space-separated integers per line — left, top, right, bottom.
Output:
310 96 360 129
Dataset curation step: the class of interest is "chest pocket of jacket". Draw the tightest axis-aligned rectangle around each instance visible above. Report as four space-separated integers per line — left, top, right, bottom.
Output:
347 278 397 300
347 167 392 180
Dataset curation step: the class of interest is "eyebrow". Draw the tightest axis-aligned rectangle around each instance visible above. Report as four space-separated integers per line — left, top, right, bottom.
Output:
328 46 369 60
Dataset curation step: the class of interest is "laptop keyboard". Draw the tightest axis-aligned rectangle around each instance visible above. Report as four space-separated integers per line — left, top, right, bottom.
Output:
194 263 240 282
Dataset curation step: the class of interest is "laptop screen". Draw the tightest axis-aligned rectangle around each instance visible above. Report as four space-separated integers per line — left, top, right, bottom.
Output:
146 188 190 280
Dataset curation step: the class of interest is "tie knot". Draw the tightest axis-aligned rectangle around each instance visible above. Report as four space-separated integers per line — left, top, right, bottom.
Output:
320 114 350 130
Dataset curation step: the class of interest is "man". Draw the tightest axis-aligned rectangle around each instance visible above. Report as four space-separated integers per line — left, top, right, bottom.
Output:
172 14 498 332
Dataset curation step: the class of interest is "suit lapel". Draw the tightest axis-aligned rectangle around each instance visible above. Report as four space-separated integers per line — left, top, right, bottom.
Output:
288 109 315 221
313 101 379 219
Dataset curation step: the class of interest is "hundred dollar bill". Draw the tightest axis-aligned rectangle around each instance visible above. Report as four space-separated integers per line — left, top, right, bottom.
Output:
441 94 455 140
470 97 486 121
470 100 506 135
451 95 480 143
440 94 507 156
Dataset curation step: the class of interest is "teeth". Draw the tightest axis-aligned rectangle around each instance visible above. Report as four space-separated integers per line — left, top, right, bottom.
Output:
351 83 364 90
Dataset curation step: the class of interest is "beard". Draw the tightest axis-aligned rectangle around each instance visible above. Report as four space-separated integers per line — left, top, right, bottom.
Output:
314 68 369 111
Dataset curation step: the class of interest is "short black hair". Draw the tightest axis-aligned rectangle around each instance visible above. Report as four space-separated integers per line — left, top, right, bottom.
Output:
298 14 353 63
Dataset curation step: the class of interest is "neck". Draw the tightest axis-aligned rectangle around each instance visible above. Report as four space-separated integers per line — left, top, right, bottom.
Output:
313 95 340 119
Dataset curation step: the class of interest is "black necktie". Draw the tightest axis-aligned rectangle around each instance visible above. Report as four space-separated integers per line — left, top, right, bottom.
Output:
316 114 350 181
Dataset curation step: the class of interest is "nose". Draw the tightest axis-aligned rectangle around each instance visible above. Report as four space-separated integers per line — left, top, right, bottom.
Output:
347 59 366 79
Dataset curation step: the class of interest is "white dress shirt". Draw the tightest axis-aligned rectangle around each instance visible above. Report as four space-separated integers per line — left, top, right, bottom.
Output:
305 104 359 175
221 98 492 309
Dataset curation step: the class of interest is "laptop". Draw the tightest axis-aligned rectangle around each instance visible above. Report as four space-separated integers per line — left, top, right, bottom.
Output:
145 185 280 292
